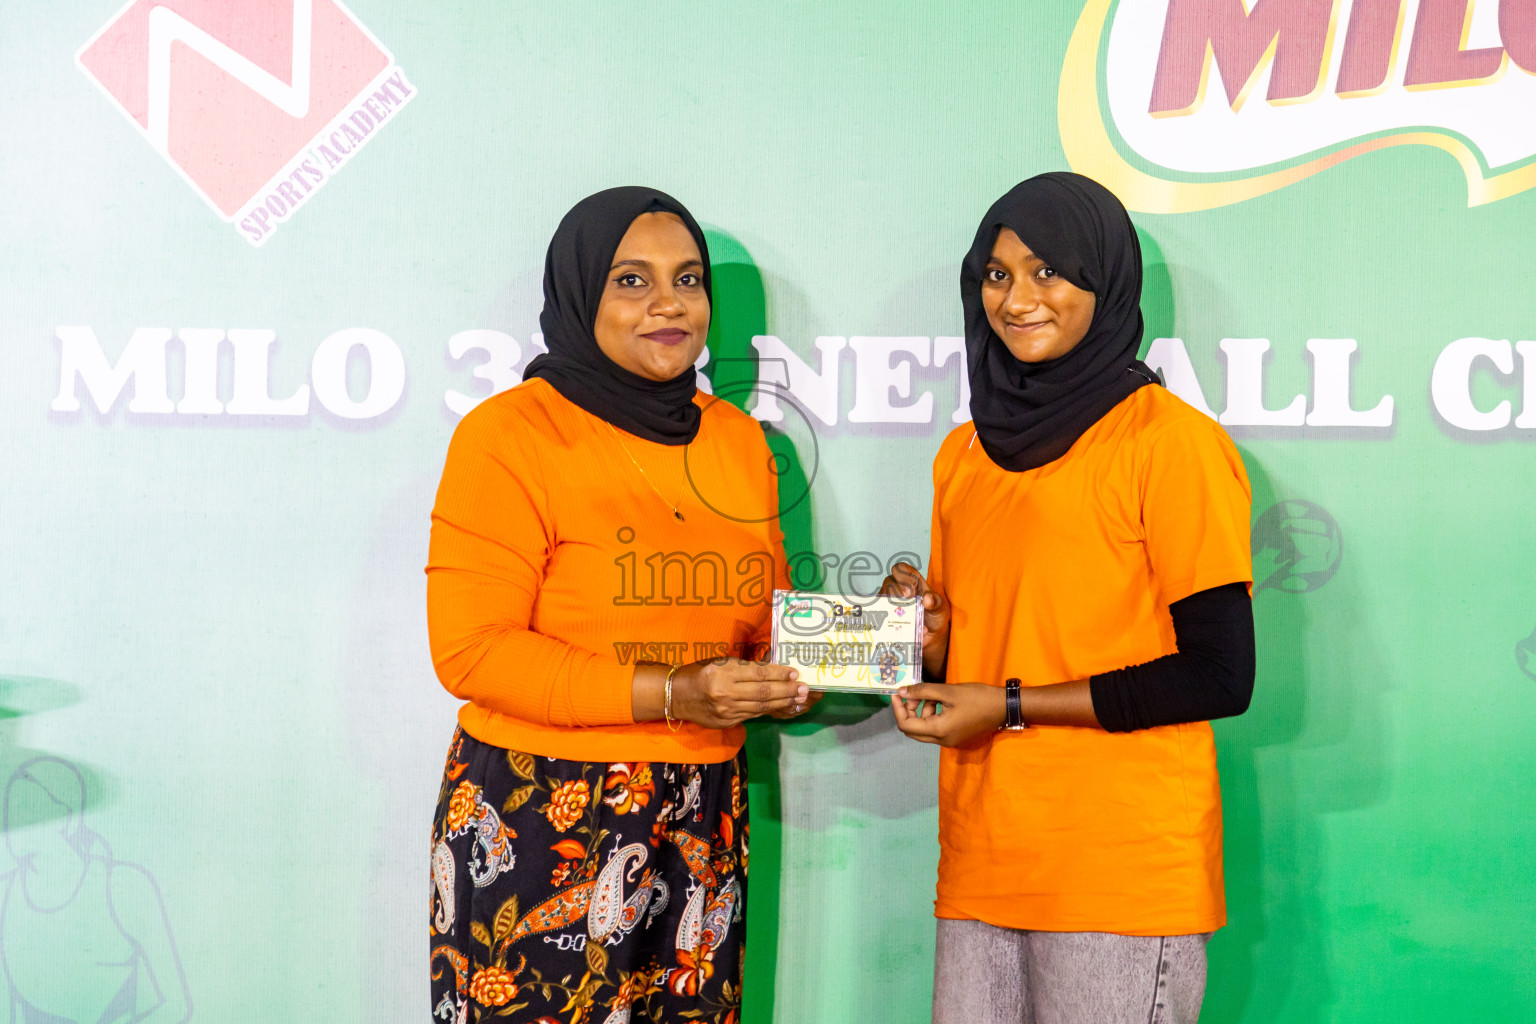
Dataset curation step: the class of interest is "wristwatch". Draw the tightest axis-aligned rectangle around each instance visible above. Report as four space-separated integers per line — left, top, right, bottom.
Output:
1002 677 1029 732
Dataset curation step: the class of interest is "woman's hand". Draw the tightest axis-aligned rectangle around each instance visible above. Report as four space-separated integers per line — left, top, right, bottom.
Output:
890 682 1004 747
669 657 808 729
881 562 950 679
767 688 825 720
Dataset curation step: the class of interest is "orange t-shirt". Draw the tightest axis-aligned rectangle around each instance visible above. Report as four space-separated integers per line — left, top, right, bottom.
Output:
426 378 788 764
928 385 1252 936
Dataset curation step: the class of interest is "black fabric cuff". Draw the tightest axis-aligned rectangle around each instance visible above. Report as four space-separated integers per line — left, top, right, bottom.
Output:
1089 582 1255 733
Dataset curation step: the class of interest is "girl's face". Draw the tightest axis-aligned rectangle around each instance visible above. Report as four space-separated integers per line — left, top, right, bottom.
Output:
593 212 711 383
981 227 1097 364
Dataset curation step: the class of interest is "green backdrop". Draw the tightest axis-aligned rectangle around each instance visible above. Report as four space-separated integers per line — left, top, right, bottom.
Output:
2 1 1534 1021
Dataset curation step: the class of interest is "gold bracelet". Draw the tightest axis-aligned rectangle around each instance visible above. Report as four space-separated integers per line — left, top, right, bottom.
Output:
663 664 682 732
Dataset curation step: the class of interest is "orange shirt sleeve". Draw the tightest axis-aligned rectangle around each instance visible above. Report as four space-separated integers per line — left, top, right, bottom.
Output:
1138 417 1254 605
426 403 635 728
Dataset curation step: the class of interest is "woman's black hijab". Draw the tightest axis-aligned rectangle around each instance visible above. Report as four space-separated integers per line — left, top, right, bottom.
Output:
523 186 711 445
962 172 1159 472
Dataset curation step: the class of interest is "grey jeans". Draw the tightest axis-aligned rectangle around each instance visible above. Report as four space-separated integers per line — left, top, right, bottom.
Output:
932 919 1210 1024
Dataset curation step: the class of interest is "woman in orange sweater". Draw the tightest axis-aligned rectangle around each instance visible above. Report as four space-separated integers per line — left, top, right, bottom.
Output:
886 173 1255 1023
426 187 810 1024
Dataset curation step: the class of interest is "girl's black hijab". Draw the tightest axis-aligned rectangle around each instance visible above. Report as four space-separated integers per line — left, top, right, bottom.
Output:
523 186 711 445
962 172 1159 472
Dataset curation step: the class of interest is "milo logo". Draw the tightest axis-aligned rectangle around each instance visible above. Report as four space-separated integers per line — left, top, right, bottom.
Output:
1062 0 1536 212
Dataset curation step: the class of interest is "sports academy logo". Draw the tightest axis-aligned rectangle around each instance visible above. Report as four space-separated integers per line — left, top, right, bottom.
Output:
1060 0 1536 212
76 0 413 246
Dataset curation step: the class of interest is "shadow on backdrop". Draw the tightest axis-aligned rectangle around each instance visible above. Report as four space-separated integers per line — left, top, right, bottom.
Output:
1137 228 1176 349
708 227 947 1019
0 675 94 798
702 228 813 1024
1202 456 1392 1024
1143 214 1396 1023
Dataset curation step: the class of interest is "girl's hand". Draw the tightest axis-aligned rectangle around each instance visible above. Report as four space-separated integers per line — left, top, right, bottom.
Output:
881 562 950 677
890 682 1004 747
670 657 807 729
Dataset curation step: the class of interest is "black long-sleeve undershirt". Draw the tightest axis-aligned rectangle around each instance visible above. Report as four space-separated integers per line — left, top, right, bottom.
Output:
1088 582 1255 733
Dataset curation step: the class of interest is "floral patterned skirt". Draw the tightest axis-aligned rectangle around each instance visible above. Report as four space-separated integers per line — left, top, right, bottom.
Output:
429 727 747 1024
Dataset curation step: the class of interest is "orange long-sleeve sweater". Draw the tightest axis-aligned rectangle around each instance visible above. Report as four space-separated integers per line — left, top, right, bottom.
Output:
427 378 789 764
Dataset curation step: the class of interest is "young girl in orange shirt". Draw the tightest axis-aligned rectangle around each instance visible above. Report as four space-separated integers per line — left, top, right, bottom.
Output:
886 173 1255 1024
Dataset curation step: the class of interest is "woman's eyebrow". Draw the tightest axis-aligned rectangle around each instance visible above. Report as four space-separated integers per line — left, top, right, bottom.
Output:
610 257 703 272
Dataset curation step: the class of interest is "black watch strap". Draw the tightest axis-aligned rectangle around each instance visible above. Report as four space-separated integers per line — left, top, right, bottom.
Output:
1003 677 1028 731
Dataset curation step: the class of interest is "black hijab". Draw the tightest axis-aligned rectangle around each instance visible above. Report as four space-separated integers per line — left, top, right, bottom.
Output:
962 172 1159 472
523 186 711 445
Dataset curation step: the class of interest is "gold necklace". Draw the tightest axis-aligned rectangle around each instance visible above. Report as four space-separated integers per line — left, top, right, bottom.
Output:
608 423 687 521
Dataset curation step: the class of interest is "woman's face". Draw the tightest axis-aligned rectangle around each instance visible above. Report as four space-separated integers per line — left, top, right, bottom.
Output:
593 211 710 382
981 227 1096 364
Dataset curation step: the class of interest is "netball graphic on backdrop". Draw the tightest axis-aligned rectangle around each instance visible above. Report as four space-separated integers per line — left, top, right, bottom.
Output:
1062 0 1536 211
1251 499 1343 594
76 0 412 246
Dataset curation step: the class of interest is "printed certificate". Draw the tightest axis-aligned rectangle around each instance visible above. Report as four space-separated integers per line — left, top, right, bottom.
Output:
769 591 925 693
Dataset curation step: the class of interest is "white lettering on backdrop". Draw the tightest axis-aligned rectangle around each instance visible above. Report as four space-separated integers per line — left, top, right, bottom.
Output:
48 326 1536 433
52 327 407 419
1431 337 1536 431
